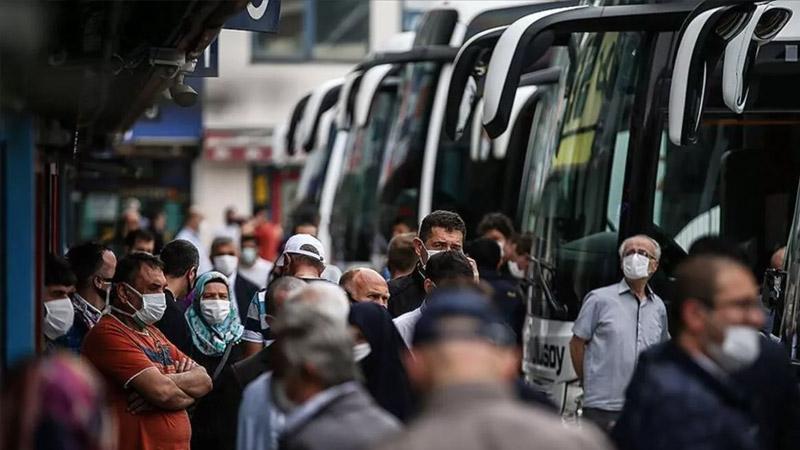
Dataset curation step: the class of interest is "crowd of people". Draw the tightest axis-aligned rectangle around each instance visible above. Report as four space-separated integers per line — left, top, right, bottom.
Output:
3 204 800 450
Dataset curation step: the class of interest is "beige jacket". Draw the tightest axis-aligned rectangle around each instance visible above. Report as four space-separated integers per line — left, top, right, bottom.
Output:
373 383 612 450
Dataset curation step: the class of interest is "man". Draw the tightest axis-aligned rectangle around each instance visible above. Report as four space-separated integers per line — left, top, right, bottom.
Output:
65 241 117 351
388 210 466 318
376 288 610 450
253 208 283 262
506 233 533 279
394 250 475 348
466 238 525 342
274 234 328 281
176 205 212 273
242 276 306 357
42 254 78 349
613 255 767 450
273 302 399 450
239 234 274 289
236 283 352 450
477 212 515 253
210 236 260 323
570 234 669 431
156 239 198 355
82 252 212 450
387 233 417 280
340 268 391 307
125 229 156 254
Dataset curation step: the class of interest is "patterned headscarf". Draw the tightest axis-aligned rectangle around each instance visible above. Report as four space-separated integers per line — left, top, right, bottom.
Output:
185 271 244 356
1 353 116 450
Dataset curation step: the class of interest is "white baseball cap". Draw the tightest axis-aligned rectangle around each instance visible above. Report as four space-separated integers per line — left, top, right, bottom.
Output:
276 234 326 267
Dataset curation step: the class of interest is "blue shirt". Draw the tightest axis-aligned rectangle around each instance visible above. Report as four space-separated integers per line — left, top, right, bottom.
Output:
572 279 670 411
237 373 284 450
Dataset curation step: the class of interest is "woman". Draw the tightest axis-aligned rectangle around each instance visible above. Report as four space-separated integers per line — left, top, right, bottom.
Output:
185 271 245 450
348 302 415 422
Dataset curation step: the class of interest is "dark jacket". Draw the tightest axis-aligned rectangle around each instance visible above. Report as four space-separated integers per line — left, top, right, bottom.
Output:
732 337 800 450
279 383 400 450
612 341 759 450
154 289 193 355
189 342 246 450
230 345 272 391
387 265 426 318
235 273 260 323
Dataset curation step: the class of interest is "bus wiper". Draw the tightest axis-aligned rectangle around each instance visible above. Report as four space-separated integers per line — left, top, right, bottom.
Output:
527 255 568 318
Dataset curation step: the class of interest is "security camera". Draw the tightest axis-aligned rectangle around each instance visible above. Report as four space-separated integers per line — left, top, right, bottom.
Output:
170 74 197 107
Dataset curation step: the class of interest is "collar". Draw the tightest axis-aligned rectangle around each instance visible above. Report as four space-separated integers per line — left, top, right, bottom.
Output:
424 382 513 414
617 279 654 299
691 352 729 381
71 293 104 326
281 381 360 435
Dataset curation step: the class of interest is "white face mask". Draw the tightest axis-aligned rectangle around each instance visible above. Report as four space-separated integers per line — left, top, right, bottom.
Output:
424 247 443 263
622 253 651 280
43 298 75 340
112 283 167 326
213 255 239 277
353 342 372 362
508 260 525 279
707 325 761 372
241 247 258 266
201 299 231 325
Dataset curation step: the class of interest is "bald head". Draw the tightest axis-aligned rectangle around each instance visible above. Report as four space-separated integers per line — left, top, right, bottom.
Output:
340 268 390 307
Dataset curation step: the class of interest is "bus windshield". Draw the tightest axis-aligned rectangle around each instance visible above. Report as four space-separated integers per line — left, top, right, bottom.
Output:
377 61 441 240
330 84 400 264
520 31 643 320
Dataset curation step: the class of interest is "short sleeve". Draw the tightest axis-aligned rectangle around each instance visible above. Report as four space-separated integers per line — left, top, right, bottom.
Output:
243 292 265 343
572 292 601 340
82 323 159 388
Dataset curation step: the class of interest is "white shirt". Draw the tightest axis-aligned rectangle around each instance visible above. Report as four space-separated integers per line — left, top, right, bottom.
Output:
239 258 273 290
175 227 212 273
393 304 423 348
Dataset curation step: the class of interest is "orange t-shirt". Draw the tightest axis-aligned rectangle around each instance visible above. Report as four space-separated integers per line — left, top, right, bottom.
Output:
82 315 192 450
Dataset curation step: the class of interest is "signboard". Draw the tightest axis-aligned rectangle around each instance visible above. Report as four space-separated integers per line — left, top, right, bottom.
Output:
225 0 281 33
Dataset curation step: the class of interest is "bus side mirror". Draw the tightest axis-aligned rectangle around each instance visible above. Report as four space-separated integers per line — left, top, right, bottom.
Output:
722 4 792 114
762 268 787 312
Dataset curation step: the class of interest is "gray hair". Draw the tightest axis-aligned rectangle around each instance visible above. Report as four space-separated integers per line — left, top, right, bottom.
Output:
619 234 662 261
273 302 356 387
285 282 350 326
266 276 306 315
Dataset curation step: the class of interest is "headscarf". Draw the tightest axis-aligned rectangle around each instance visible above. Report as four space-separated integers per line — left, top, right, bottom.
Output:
348 302 414 421
1 353 115 450
185 271 244 356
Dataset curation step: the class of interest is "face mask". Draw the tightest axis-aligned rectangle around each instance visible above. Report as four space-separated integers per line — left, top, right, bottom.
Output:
508 261 525 279
213 255 239 277
622 254 650 280
353 342 372 362
241 247 258 266
43 298 75 340
707 325 761 372
496 240 506 258
112 283 167 326
201 300 231 325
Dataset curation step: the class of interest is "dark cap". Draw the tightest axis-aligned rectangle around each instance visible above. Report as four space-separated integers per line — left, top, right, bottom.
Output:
412 287 515 347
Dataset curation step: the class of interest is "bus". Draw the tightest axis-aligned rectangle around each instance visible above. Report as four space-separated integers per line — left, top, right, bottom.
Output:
479 0 800 413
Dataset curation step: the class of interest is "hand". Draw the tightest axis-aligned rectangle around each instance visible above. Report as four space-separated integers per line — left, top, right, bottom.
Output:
466 256 480 283
174 358 196 373
127 391 154 415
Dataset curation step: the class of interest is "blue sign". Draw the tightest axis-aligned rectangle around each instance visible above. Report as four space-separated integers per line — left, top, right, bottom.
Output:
189 40 218 78
225 0 281 33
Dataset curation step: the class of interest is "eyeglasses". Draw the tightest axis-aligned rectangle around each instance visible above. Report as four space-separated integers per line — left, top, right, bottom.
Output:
624 249 654 260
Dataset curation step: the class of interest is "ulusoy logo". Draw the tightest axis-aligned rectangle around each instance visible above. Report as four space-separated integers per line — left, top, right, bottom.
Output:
531 336 565 376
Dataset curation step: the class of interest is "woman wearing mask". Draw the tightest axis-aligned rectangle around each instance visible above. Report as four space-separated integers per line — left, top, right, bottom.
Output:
348 302 415 422
184 271 246 450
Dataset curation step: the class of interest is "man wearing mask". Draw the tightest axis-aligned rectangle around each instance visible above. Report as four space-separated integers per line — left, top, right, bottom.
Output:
388 210 467 318
156 239 199 355
82 252 212 450
613 255 770 450
239 234 273 289
42 254 78 348
569 234 669 432
65 241 117 351
211 236 259 323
